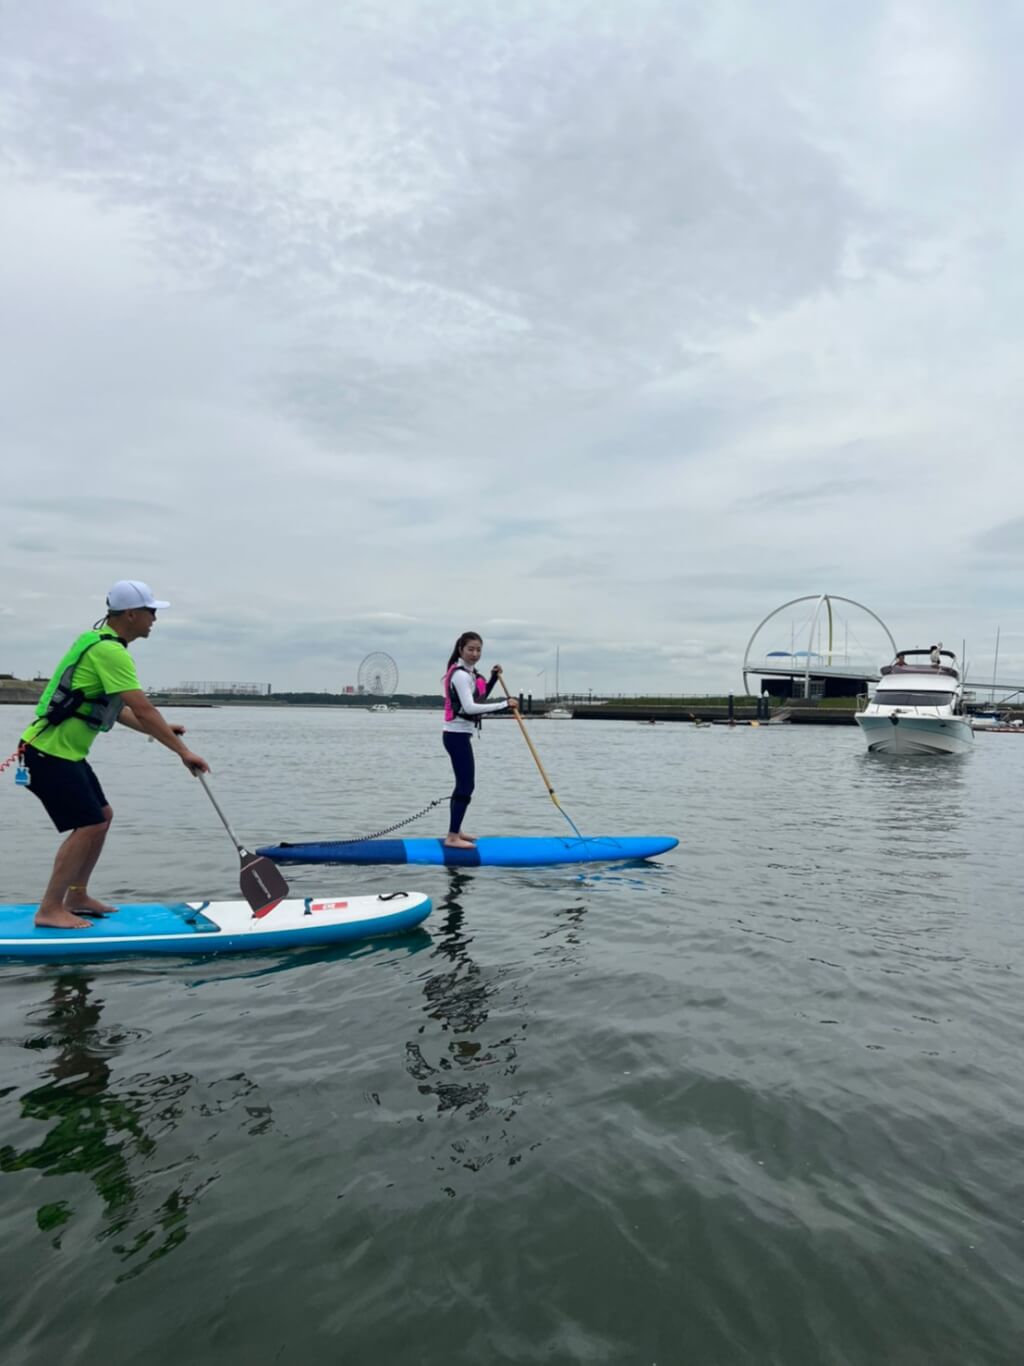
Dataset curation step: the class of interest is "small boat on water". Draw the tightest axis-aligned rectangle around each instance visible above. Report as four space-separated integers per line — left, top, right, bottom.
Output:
856 648 973 755
970 710 1006 730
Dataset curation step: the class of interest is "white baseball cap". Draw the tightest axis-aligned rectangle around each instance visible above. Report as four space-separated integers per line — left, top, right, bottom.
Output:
106 580 170 611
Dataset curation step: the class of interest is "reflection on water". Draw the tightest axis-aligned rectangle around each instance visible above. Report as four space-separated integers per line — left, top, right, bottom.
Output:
2 978 154 1247
0 975 272 1282
4 712 1024 1364
855 751 970 863
405 870 533 1188
180 930 434 989
406 870 502 1111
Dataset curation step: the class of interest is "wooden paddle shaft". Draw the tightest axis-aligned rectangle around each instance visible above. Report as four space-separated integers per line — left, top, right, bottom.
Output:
498 677 557 797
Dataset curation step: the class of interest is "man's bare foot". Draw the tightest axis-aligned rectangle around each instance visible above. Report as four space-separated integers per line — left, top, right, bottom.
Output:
459 833 478 843
443 835 476 849
65 893 118 917
35 907 92 930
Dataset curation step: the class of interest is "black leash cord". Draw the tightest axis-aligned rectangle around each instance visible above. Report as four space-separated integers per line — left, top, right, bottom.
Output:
282 796 446 848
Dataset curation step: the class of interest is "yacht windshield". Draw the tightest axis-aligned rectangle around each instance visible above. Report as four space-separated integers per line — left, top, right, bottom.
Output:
874 690 954 707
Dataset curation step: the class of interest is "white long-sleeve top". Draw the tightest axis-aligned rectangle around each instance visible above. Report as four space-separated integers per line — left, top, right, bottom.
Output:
443 664 511 734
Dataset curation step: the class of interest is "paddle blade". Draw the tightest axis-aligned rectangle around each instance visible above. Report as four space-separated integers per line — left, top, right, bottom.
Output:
239 848 290 918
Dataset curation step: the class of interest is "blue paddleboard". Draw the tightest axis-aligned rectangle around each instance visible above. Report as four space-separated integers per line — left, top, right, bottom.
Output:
255 835 679 867
0 892 431 962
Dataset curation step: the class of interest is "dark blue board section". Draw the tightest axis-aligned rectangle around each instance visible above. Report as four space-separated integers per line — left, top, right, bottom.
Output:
257 835 679 867
0 897 432 962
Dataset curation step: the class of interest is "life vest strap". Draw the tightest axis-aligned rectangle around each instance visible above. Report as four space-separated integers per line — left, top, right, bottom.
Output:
445 663 488 726
33 634 127 737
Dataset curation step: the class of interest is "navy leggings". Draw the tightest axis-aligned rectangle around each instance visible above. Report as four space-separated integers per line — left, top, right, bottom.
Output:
443 731 475 833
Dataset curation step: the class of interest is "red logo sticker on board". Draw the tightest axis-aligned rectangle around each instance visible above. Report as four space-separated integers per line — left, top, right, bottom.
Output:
311 899 349 913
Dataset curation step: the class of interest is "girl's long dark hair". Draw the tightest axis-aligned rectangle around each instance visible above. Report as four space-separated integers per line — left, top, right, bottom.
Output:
445 631 482 671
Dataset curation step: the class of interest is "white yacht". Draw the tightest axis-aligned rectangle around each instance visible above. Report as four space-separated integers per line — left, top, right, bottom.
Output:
856 649 973 755
545 706 573 720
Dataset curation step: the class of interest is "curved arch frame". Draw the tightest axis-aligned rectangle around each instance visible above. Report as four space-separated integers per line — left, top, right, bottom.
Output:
742 595 897 698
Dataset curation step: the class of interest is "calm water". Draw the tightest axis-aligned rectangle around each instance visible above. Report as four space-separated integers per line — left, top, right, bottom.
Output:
1 705 1022 1366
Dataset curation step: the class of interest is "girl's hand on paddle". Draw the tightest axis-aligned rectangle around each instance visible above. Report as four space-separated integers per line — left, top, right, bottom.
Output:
490 664 502 676
181 749 210 775
506 696 519 711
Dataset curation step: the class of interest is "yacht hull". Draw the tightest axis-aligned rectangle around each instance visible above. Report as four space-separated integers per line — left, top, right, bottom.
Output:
856 714 973 755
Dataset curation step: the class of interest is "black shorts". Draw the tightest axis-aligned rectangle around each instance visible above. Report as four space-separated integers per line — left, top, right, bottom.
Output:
22 744 110 833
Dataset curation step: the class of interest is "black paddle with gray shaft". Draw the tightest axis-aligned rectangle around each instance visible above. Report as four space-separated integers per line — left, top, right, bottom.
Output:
197 774 289 918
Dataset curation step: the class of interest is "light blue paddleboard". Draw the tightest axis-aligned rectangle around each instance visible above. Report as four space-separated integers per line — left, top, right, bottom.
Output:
0 891 431 962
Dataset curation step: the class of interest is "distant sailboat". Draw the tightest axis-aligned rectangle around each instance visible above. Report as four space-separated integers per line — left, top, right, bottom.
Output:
546 646 573 719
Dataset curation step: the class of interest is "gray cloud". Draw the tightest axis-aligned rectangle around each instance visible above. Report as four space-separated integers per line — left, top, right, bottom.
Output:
972 518 1024 558
1 1 1021 691
733 476 881 509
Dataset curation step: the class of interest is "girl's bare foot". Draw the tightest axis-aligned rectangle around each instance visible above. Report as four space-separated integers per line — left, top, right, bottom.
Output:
35 907 92 930
65 893 118 916
443 835 476 849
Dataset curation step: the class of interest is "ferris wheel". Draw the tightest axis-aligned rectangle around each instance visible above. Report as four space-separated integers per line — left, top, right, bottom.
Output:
357 651 399 697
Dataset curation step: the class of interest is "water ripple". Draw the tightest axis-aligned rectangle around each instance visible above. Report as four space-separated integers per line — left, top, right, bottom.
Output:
3 709 1024 1363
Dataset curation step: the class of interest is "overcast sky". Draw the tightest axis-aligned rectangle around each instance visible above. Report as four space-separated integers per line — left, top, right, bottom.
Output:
2 0 1022 696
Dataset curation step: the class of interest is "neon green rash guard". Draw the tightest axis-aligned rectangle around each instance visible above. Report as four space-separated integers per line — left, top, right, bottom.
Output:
22 627 141 761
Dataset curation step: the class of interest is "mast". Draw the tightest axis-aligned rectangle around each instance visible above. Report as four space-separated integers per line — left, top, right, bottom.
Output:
991 627 1001 704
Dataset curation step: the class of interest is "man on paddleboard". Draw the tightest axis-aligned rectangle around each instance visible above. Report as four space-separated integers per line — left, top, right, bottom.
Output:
19 580 209 930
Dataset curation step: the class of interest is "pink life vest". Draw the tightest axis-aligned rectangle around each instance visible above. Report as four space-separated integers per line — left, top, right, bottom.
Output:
444 663 487 723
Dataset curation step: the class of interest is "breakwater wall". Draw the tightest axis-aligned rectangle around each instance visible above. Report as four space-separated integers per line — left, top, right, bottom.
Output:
0 679 44 705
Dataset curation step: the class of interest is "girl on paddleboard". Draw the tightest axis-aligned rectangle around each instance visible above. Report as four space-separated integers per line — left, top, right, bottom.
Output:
442 632 518 849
